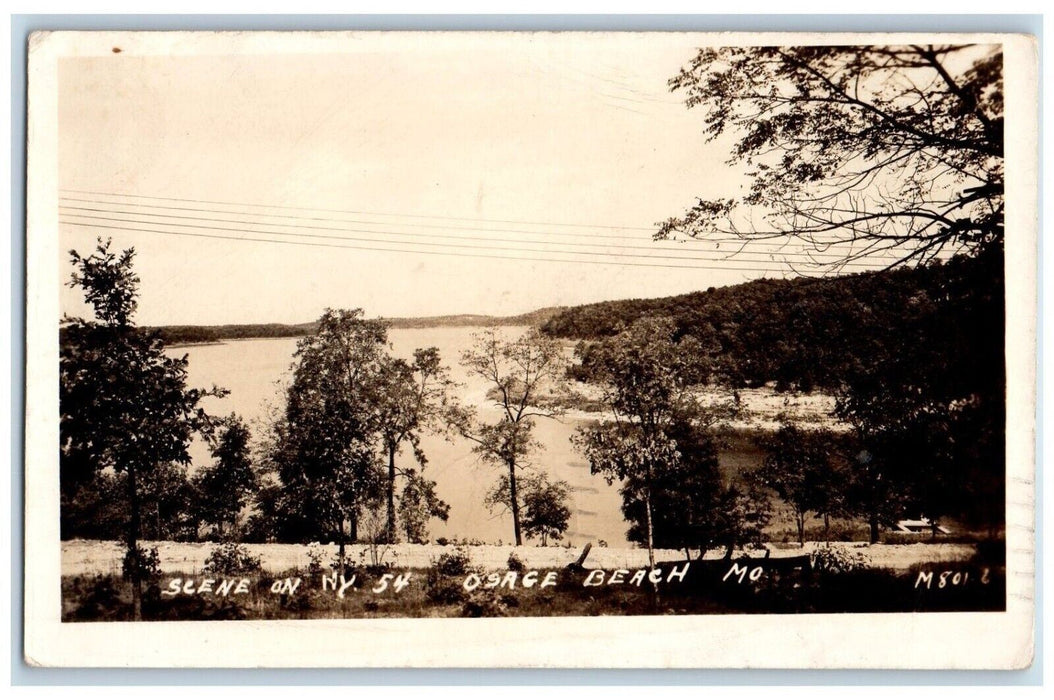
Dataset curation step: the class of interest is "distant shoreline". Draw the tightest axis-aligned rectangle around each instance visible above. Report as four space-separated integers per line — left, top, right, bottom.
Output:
147 307 565 345
165 341 226 349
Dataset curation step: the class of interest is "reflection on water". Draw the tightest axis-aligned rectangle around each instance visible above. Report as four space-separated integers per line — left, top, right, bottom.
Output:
168 326 633 547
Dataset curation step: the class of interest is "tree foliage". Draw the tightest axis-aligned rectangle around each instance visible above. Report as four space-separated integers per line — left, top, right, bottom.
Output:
256 309 453 551
486 472 572 546
658 44 1004 268
456 328 565 546
194 414 257 538
546 255 994 393
263 309 388 563
398 468 450 544
375 347 455 542
757 424 850 545
572 318 722 569
60 238 225 618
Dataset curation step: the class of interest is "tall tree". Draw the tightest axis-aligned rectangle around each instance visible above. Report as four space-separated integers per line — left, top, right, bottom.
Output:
60 238 224 619
194 414 257 538
266 308 387 570
572 317 713 571
374 347 454 542
457 328 565 546
658 44 1003 268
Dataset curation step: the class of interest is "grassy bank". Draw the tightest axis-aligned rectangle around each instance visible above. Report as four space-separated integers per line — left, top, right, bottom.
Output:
62 550 1005 622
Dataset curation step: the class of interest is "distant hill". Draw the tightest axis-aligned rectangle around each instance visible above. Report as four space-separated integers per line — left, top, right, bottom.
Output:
540 253 1002 393
148 306 568 346
379 306 567 329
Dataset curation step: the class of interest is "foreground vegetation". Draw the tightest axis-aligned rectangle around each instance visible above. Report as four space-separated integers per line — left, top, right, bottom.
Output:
63 544 1006 622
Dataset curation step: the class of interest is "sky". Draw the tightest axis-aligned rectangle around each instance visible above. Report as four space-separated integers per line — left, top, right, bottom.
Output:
57 33 826 326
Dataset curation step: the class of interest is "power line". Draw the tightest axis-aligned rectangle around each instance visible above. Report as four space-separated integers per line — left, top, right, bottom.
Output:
58 190 920 261
59 195 664 243
60 188 659 232
58 209 894 269
57 203 715 254
59 219 800 274
57 200 906 266
59 189 925 266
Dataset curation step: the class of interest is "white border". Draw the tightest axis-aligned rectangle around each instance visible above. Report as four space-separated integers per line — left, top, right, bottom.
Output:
23 30 1038 669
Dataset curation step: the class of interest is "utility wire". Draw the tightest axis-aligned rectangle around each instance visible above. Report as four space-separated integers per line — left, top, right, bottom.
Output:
61 189 928 259
58 199 908 265
60 188 658 232
59 209 895 269
60 195 664 243
60 219 803 274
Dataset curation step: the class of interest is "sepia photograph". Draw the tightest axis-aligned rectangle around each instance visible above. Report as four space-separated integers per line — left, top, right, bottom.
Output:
23 30 1037 668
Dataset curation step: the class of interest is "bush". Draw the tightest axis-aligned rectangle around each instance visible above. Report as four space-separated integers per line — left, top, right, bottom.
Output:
122 545 161 586
435 537 450 547
974 539 1006 566
203 541 262 576
71 575 124 621
811 545 870 576
306 543 327 576
507 552 525 572
461 591 509 618
434 547 471 576
425 567 468 605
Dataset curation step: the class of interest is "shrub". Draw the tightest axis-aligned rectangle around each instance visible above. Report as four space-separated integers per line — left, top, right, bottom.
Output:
434 547 471 576
122 545 161 587
425 567 468 605
974 539 1006 566
357 545 398 576
203 541 262 576
71 575 124 621
306 543 327 576
507 552 525 572
811 545 870 576
435 537 450 546
461 591 508 618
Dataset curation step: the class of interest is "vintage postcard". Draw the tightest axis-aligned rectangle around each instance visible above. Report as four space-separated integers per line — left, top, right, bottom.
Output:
24 30 1037 668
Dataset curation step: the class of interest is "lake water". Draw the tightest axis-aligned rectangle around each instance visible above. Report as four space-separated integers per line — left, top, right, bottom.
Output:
169 327 634 547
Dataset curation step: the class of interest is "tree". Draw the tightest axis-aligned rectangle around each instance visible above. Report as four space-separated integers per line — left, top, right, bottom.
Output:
617 417 725 560
486 472 572 546
572 317 715 571
60 471 128 540
60 238 224 619
757 424 848 546
266 308 388 571
712 478 773 559
140 461 200 541
457 328 565 546
835 246 1005 538
520 474 572 546
660 44 1006 538
658 44 1003 269
375 347 455 542
397 468 450 544
194 414 257 538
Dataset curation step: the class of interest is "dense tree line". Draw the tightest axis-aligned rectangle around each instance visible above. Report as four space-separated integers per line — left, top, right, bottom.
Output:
545 256 997 394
